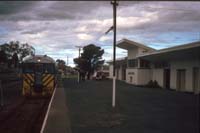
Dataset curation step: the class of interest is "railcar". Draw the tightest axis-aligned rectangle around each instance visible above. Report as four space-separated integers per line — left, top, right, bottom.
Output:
22 55 56 97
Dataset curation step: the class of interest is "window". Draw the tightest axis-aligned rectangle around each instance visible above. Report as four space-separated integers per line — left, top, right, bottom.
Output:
140 59 150 68
128 59 138 68
35 64 43 73
44 64 55 73
23 63 34 73
154 62 169 69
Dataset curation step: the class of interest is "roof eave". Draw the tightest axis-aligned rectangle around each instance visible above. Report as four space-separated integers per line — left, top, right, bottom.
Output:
116 38 156 51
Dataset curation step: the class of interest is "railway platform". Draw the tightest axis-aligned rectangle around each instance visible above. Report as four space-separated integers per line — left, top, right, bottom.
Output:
41 85 71 133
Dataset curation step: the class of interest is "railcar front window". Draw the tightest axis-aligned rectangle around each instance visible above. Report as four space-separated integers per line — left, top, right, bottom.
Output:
23 64 34 73
35 64 43 73
44 64 54 73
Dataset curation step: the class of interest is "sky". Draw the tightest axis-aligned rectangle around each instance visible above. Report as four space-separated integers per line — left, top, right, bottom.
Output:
0 1 200 67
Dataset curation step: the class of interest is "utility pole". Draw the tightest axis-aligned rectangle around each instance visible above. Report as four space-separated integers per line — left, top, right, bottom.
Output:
66 55 69 78
0 80 3 107
67 56 69 66
75 46 82 83
111 0 118 108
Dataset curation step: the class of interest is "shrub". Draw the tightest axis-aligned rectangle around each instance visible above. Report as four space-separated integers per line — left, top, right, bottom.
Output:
146 80 161 88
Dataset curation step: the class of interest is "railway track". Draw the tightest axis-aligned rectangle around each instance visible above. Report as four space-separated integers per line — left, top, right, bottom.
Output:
0 97 50 133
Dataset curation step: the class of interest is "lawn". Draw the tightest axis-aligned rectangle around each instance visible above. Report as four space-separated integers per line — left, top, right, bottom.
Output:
63 78 199 133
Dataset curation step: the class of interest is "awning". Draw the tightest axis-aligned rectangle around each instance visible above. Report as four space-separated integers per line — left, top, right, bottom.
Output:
139 42 200 62
117 38 155 51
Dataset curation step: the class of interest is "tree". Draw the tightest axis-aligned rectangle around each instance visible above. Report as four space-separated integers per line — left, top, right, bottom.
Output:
74 44 104 79
18 43 35 61
56 59 66 72
0 41 35 63
12 53 19 68
0 50 8 63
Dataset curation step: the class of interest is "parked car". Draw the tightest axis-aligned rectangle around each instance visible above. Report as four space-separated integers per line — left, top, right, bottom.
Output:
92 71 109 80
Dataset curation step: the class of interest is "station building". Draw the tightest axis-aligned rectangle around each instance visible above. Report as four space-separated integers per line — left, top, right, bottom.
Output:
108 38 200 94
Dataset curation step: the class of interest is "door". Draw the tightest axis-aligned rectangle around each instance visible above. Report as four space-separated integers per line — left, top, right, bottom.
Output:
35 64 43 92
164 69 170 89
122 68 126 80
116 68 119 80
177 69 186 91
193 67 200 94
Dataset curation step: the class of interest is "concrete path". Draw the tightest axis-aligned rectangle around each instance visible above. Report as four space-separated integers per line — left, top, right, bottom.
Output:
42 86 71 133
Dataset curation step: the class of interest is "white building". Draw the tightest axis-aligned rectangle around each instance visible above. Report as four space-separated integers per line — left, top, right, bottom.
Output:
108 38 200 94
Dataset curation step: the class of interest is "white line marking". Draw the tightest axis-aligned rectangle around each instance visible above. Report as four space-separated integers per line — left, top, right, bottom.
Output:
40 86 57 133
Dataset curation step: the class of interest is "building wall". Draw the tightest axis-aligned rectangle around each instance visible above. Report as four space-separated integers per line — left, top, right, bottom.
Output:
110 58 200 94
138 48 145 56
126 68 138 84
152 69 164 87
128 48 138 59
125 68 165 88
128 47 154 59
109 65 124 80
126 68 151 85
170 59 200 92
109 43 200 93
138 47 151 56
137 69 151 85
109 65 113 78
118 66 123 80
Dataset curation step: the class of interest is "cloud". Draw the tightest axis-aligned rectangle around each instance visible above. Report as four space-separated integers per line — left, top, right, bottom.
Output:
0 1 200 66
77 33 94 41
99 36 111 42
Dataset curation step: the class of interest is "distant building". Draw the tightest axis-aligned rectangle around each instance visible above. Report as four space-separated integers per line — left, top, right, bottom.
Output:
108 38 200 94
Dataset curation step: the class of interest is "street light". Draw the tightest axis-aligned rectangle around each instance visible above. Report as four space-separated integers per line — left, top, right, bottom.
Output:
67 56 69 66
66 55 69 78
105 0 118 108
75 46 83 83
111 0 118 108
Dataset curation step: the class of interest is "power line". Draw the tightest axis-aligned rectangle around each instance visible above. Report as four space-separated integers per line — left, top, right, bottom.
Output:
75 45 83 83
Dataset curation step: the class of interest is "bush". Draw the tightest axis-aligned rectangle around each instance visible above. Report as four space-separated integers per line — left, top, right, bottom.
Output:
146 80 161 88
146 80 154 88
153 80 161 88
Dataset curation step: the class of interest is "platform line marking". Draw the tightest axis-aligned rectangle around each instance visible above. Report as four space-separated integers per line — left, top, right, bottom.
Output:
40 85 57 133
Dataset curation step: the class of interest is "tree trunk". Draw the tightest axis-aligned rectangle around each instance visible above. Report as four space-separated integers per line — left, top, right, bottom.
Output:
87 71 90 80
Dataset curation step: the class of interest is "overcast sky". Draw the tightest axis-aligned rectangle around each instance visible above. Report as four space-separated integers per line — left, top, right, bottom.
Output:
0 1 200 66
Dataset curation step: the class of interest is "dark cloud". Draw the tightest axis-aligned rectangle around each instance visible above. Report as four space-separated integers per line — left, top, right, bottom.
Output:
0 1 110 21
0 1 37 15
